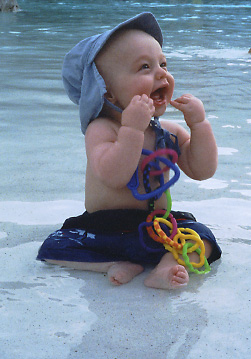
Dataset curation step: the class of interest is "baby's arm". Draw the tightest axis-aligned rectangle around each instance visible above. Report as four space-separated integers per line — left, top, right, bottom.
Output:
169 94 217 180
85 94 154 188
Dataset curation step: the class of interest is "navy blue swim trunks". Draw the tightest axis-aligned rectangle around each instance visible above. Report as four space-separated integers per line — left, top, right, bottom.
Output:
37 209 222 265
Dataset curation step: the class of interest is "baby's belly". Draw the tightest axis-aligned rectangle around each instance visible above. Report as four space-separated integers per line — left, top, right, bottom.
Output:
85 184 168 213
85 160 170 213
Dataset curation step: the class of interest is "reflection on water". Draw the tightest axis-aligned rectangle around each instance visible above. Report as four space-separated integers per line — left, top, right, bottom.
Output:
0 0 250 202
0 4 251 359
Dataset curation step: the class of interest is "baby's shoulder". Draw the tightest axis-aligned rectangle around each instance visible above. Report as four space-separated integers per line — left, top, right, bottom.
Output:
85 116 120 143
159 118 190 147
159 118 182 135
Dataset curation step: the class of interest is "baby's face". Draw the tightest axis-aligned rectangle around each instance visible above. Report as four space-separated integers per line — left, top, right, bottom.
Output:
96 30 174 118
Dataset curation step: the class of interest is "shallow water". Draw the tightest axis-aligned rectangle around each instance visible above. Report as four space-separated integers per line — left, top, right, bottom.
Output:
1 0 251 202
0 1 251 358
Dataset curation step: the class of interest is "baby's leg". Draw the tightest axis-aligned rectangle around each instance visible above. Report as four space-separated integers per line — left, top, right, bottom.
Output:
45 259 143 286
107 262 144 286
144 239 212 290
45 259 116 272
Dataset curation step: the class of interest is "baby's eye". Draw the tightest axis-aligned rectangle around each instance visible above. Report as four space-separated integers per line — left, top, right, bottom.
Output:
140 63 150 70
160 62 167 69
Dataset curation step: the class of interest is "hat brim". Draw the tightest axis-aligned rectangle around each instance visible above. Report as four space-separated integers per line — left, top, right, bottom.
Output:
88 12 163 64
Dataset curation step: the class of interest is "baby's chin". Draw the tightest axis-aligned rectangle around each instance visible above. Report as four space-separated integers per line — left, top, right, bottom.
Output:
153 105 167 118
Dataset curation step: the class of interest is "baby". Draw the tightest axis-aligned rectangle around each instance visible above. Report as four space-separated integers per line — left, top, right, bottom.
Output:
37 13 221 289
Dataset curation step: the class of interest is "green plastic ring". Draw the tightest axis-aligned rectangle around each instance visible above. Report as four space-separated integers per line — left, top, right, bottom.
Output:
182 242 211 274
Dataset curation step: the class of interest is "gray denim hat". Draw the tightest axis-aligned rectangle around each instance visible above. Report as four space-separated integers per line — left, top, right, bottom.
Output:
62 12 163 134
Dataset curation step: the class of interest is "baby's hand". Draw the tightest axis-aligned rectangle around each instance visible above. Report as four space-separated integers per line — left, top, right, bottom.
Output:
121 94 155 132
170 94 205 128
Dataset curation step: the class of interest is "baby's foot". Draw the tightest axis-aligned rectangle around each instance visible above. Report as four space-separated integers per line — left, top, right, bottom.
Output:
144 264 189 290
107 262 144 286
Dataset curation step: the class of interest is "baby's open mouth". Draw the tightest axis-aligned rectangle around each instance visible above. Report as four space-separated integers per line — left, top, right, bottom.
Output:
150 87 167 106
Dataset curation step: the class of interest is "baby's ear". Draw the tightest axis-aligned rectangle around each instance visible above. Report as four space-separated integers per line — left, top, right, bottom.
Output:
104 91 117 104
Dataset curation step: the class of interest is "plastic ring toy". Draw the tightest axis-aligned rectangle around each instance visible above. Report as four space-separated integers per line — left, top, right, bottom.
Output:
127 149 180 201
182 243 211 274
153 217 182 249
141 148 178 176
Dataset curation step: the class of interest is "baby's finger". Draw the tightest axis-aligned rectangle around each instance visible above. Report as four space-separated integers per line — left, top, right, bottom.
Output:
141 94 151 103
149 102 155 116
170 99 184 109
131 94 141 103
182 93 193 98
148 97 154 107
172 96 190 104
180 95 193 103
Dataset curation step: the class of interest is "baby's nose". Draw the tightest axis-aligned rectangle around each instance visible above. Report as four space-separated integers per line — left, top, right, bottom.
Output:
156 66 166 79
157 67 174 84
156 66 169 77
